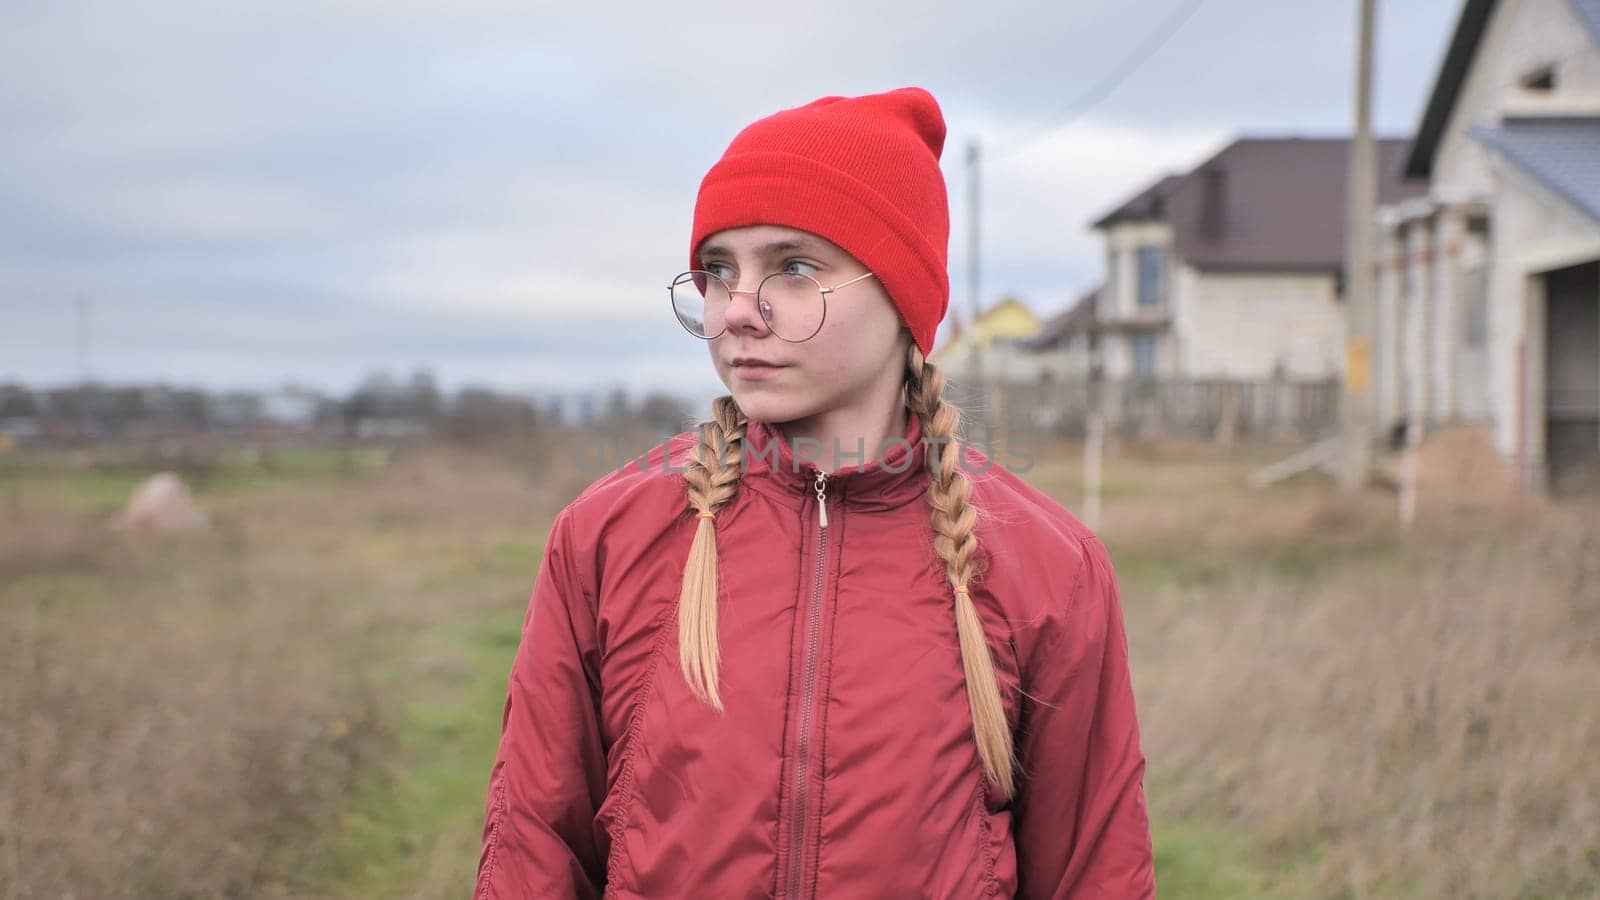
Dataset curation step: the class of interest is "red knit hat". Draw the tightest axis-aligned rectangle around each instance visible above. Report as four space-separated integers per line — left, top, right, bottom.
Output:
689 86 951 357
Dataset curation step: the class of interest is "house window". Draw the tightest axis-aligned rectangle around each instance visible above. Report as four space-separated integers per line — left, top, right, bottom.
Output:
1131 334 1157 376
1464 265 1489 347
1137 246 1164 308
1105 246 1121 309
1520 64 1555 91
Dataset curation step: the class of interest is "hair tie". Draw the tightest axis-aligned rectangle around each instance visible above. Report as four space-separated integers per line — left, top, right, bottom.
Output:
698 510 716 520
953 585 970 597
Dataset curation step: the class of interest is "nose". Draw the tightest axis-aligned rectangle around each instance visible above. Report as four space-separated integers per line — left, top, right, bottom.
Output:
719 274 772 337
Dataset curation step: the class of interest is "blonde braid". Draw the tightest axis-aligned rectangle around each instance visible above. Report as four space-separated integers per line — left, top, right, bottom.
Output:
905 342 1018 801
677 394 749 713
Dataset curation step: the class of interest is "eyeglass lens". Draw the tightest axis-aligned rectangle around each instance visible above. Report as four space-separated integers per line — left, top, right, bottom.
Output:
671 271 826 342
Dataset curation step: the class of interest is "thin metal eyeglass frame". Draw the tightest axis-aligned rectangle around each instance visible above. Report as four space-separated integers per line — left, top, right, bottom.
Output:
668 269 877 342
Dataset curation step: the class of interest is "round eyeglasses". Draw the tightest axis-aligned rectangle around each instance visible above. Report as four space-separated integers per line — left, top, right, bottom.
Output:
669 269 877 342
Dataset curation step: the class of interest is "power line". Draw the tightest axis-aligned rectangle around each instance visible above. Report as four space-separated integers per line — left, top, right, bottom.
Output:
955 0 1208 390
990 0 1207 163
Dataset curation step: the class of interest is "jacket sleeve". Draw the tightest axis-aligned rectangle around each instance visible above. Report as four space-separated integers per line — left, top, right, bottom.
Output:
475 506 609 899
1013 533 1155 899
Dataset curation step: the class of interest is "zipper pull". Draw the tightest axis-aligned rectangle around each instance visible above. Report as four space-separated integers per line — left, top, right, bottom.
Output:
814 470 829 529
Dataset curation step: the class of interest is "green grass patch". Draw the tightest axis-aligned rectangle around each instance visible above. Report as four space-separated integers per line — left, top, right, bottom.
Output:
1104 516 1414 593
0 467 149 512
1143 762 1334 899
216 445 392 474
0 446 392 512
1104 539 1236 589
312 565 531 896
1153 818 1287 899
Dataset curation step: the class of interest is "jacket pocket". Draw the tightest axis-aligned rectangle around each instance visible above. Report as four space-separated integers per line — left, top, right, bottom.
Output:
599 604 677 897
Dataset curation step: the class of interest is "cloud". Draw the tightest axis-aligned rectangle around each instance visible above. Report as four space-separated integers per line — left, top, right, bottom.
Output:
0 0 1462 394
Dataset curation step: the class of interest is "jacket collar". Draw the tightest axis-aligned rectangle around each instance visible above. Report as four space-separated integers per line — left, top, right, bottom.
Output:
740 412 931 513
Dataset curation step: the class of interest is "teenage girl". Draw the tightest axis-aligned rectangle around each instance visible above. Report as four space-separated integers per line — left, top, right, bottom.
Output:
475 85 1155 899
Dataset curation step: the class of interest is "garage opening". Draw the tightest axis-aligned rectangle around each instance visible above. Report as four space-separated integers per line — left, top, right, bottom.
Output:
1544 260 1600 496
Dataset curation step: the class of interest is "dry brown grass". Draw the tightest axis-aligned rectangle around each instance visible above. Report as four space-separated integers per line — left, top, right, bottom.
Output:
2 425 1595 898
1024 431 1600 898
0 431 598 898
1 506 369 896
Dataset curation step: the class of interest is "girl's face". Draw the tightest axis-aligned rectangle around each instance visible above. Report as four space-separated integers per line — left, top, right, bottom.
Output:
695 224 911 425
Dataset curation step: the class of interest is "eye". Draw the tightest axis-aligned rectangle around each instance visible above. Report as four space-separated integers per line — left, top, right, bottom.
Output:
701 261 733 280
781 258 820 277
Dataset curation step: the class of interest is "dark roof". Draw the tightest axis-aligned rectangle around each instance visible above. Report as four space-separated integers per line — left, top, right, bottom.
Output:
1090 137 1426 273
1404 0 1498 178
1022 286 1099 350
1092 176 1183 228
1406 0 1600 177
1468 116 1600 223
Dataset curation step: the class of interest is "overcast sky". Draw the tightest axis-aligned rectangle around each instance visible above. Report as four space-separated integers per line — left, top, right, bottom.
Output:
0 0 1462 404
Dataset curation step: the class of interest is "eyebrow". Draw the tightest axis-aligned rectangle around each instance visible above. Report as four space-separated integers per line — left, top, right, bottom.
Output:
697 237 829 262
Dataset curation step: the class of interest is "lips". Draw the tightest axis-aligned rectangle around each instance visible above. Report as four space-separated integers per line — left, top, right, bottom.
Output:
729 357 788 381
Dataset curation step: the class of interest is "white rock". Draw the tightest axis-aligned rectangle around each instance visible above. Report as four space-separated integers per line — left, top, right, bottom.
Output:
115 471 211 534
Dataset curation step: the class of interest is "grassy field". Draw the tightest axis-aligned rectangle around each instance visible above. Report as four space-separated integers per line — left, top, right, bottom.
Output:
1 427 1595 898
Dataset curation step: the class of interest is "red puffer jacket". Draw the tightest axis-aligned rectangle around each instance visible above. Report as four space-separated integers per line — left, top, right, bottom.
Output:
475 412 1155 898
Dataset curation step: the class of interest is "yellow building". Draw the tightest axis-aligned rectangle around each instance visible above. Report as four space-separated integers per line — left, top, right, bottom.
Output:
930 296 1045 381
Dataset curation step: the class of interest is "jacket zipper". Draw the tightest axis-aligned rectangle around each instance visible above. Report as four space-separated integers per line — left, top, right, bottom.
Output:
786 468 829 899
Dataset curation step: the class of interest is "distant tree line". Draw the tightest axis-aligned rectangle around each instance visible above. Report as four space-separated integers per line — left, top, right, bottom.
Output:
0 368 694 446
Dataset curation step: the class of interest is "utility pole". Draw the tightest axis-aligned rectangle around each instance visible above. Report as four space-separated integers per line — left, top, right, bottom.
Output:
77 293 92 384
966 138 990 445
1339 0 1378 492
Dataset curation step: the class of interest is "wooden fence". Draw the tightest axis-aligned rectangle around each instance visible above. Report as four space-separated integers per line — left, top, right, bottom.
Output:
947 376 1342 443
